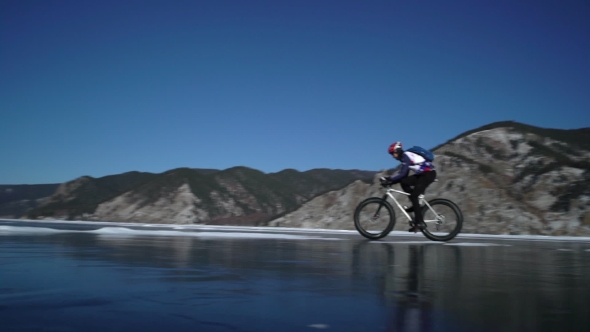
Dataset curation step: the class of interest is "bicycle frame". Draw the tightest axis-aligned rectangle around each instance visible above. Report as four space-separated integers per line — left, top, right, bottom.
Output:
355 184 462 241
380 187 439 224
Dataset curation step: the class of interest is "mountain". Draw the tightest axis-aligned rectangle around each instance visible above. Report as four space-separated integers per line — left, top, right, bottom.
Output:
26 167 376 225
28 171 158 220
10 121 590 236
0 184 61 218
269 121 590 236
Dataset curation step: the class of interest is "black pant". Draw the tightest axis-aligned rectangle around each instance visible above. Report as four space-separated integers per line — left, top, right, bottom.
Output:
400 170 437 224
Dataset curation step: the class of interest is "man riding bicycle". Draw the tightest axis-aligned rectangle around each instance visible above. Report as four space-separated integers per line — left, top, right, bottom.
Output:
380 142 437 232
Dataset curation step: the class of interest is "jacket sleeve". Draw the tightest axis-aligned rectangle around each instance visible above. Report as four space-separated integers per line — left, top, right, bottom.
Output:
388 154 410 183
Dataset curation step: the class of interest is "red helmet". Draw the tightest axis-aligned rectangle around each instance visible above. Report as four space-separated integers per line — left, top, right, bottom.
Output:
388 141 403 155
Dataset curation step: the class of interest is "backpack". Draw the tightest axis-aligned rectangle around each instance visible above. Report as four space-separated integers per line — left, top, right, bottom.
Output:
407 146 435 162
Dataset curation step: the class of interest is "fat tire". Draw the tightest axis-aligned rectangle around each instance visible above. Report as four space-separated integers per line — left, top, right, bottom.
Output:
353 197 396 240
420 199 463 242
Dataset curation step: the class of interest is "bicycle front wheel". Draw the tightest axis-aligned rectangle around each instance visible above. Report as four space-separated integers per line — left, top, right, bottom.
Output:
353 197 396 240
420 199 463 242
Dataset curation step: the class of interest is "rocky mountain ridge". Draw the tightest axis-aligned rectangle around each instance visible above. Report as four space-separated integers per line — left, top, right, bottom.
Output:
26 167 376 226
270 122 590 236
0 184 60 218
6 121 589 236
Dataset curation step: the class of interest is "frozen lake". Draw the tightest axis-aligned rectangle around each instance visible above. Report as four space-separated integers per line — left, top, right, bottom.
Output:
1 219 589 331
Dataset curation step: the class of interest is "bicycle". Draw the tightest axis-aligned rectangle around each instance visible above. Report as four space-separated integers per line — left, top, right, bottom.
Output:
353 181 463 241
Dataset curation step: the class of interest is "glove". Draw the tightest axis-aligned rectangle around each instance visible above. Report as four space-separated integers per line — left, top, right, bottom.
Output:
379 177 392 186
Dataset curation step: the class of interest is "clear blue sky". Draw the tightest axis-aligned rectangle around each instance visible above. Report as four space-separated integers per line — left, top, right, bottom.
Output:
1 0 589 184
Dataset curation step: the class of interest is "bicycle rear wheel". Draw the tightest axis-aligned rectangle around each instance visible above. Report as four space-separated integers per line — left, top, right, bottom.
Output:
353 197 396 240
420 199 463 241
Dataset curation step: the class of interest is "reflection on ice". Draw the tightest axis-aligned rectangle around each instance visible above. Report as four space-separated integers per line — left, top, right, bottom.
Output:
308 323 330 329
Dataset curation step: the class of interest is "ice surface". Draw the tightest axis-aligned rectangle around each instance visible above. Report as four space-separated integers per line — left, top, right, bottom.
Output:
91 226 344 240
444 242 511 247
0 225 75 235
0 225 343 241
371 240 443 245
2 219 590 242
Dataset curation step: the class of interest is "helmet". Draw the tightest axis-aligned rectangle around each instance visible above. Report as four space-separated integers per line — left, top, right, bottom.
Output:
388 141 403 155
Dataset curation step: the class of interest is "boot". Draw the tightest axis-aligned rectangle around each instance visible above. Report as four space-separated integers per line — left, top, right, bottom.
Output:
408 220 426 233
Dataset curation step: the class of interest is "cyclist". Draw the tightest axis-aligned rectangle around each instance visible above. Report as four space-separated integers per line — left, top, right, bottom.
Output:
379 142 437 232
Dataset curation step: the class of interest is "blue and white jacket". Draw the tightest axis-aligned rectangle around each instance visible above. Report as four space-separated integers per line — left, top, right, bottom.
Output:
387 151 436 184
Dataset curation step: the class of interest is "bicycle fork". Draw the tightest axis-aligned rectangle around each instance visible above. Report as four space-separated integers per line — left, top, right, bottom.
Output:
370 194 389 220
